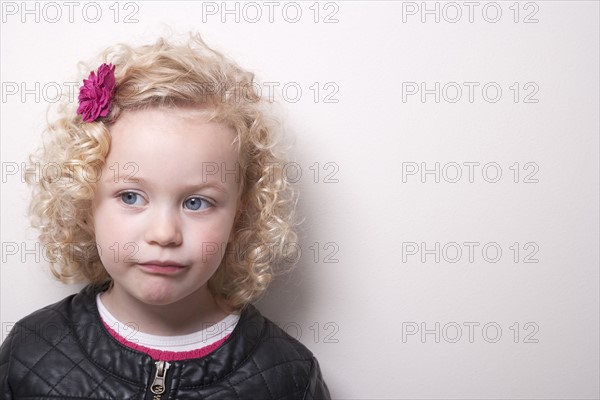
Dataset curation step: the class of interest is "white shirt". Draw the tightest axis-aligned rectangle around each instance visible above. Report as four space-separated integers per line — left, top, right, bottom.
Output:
96 293 240 352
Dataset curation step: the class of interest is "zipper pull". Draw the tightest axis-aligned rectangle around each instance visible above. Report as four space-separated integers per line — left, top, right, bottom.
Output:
150 360 171 399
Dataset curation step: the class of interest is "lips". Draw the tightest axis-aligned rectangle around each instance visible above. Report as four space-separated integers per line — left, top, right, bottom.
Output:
140 260 184 267
138 260 186 275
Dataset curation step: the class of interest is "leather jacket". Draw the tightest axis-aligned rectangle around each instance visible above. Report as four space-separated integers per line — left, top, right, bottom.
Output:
0 283 331 399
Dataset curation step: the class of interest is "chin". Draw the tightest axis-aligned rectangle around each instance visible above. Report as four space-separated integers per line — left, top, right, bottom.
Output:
135 286 183 306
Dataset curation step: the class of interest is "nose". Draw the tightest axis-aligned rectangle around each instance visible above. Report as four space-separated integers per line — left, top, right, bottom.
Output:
144 208 182 247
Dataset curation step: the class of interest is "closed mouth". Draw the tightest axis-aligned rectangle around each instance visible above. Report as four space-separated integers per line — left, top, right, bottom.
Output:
137 261 187 274
140 260 185 268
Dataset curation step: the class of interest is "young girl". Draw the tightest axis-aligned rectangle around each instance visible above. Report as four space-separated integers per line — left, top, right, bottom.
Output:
0 33 330 399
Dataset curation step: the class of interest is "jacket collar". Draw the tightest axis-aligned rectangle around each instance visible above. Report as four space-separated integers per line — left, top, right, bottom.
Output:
68 282 265 385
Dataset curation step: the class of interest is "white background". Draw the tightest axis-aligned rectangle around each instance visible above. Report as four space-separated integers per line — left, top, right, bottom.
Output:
1 1 599 398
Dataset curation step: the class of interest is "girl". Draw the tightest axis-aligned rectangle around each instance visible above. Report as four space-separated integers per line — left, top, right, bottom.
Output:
0 33 330 399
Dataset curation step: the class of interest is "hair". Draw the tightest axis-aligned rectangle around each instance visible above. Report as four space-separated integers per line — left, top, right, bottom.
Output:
26 33 298 311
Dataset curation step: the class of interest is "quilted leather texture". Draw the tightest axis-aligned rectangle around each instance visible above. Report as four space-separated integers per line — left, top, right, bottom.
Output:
0 283 330 399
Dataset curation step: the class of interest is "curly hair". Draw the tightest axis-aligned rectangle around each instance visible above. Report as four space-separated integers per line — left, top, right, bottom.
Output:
26 33 298 311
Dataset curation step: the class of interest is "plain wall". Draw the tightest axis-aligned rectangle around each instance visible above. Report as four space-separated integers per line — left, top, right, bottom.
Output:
1 1 598 398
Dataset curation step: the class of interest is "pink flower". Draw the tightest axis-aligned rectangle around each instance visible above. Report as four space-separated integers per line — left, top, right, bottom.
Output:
77 63 116 122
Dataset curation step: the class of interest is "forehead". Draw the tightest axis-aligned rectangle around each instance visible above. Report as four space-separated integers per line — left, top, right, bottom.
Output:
104 108 239 183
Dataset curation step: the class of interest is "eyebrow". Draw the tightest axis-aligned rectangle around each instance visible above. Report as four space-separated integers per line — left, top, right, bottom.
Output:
109 175 229 194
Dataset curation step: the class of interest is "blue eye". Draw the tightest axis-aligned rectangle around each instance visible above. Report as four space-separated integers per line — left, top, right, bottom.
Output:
184 197 209 211
120 192 141 205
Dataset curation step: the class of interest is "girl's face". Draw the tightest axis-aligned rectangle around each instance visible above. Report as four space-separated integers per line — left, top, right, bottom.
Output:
91 107 240 308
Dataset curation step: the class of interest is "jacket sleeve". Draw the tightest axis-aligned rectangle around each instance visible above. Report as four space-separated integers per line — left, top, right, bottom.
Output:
0 325 15 400
302 357 331 400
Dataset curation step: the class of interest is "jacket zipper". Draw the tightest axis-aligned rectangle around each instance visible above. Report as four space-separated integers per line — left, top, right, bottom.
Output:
149 360 171 400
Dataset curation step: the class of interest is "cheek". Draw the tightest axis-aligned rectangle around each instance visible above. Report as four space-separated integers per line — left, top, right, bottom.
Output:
92 208 126 255
188 221 235 260
197 214 236 242
93 221 114 266
189 228 228 250
92 209 108 240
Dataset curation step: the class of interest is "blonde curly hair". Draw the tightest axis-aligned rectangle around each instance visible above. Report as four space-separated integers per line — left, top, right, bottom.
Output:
26 33 298 311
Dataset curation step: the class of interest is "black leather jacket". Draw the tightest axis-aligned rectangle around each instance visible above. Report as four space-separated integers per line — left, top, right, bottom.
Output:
0 284 330 399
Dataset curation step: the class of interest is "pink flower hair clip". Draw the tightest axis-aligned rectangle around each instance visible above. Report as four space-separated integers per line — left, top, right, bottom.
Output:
77 63 116 122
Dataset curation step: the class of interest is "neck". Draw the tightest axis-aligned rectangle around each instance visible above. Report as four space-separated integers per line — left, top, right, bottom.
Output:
100 283 230 336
